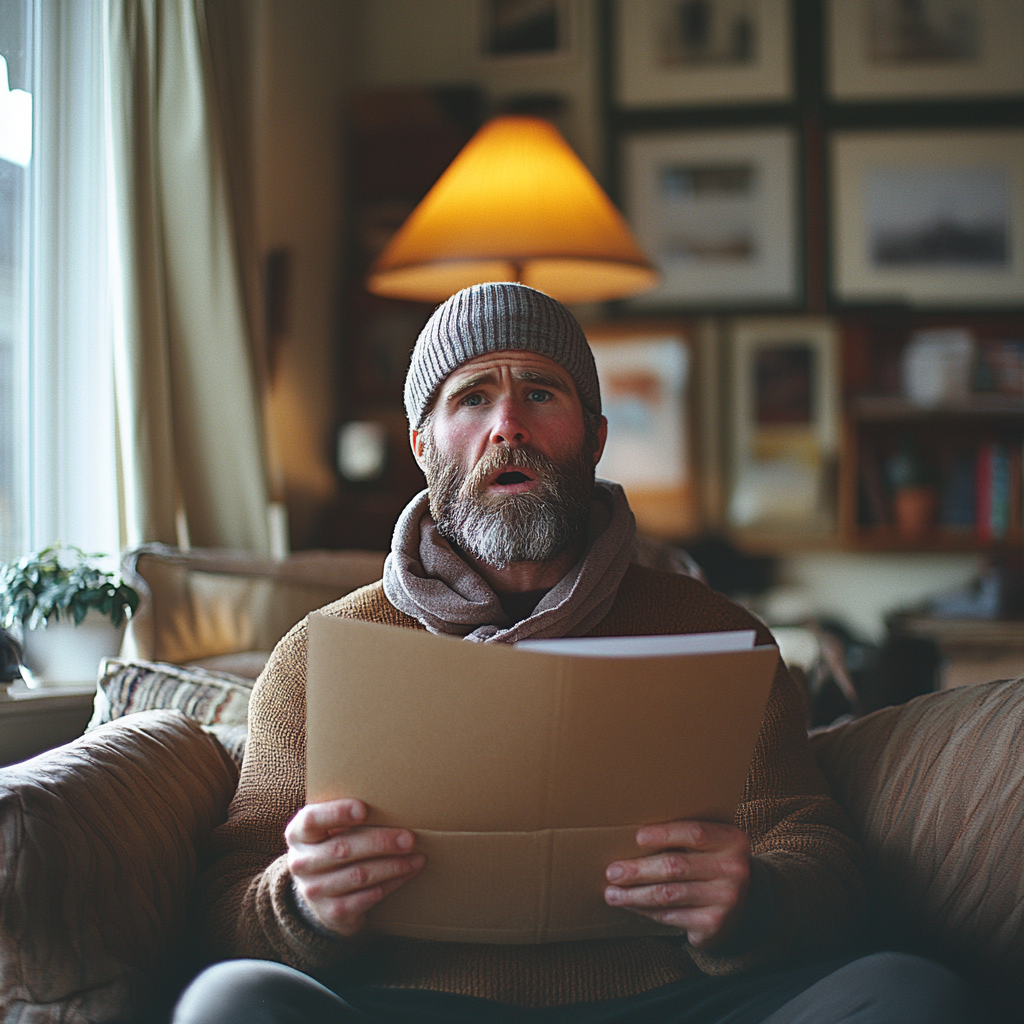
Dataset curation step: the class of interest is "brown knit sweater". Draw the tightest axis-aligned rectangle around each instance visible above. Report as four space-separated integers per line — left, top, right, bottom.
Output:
198 564 864 1007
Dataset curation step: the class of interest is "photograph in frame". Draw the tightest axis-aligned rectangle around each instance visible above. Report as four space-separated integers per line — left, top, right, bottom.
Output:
827 0 1024 100
727 319 840 534
585 324 699 539
831 129 1024 305
623 128 800 308
476 0 574 61
615 0 792 107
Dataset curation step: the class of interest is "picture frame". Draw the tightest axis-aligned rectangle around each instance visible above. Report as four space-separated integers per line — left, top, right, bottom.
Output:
474 0 576 63
827 0 1024 101
727 318 840 533
623 127 801 309
831 129 1024 306
614 0 793 108
584 322 699 538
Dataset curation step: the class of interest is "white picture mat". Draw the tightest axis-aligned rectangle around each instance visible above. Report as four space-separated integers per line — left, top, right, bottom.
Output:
472 0 578 64
728 318 840 530
624 128 799 306
827 0 1024 100
615 0 792 106
831 129 1024 305
590 336 690 490
517 630 758 657
730 318 840 460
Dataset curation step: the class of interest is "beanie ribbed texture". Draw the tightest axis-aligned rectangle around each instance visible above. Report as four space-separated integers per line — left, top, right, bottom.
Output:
404 283 601 428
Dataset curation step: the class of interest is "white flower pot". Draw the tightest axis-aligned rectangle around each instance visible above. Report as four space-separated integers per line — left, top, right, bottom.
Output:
21 610 126 687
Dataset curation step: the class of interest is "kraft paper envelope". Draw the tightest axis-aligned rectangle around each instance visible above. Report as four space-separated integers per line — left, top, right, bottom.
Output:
306 614 779 944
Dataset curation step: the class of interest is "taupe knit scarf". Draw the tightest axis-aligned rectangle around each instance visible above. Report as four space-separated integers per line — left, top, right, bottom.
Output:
382 481 636 643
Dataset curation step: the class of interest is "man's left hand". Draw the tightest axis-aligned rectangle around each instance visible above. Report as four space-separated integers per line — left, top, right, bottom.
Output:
604 821 751 949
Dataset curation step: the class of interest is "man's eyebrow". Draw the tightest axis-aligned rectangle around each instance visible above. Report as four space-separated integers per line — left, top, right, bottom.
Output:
510 368 572 393
441 366 572 402
442 370 497 402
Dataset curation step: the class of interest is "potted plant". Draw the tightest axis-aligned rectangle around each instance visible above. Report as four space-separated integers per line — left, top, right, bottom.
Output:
886 438 940 539
0 546 139 686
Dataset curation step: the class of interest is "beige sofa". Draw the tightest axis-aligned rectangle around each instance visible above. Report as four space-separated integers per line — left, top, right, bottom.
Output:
0 546 1021 1022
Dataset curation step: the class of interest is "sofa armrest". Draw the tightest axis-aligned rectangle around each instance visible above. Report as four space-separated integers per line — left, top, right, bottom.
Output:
811 677 1024 1016
0 709 239 1022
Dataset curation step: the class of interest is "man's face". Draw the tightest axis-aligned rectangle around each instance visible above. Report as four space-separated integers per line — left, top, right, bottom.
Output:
410 351 607 568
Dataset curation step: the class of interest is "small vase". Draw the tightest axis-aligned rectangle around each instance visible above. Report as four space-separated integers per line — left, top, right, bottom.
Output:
20 610 126 687
894 486 938 539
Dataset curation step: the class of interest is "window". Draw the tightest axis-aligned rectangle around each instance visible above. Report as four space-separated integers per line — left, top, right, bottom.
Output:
0 10 30 560
0 0 117 562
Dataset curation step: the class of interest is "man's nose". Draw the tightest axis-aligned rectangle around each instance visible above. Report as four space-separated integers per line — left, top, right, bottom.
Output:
489 399 531 447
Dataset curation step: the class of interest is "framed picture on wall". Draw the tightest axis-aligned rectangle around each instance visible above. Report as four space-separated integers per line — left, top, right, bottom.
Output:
827 0 1024 101
727 318 840 533
585 323 699 539
831 129 1024 306
614 0 792 107
623 127 801 309
475 0 576 62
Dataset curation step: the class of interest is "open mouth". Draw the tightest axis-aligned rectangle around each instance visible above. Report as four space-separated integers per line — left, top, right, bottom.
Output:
496 471 530 485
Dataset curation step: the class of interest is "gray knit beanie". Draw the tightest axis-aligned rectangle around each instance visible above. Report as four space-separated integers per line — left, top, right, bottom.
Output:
404 282 601 429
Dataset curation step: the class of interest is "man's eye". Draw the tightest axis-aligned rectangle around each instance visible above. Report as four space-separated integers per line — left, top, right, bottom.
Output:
527 389 551 402
462 393 484 407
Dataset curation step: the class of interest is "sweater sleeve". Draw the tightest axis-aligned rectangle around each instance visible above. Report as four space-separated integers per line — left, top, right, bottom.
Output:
196 611 367 975
687 653 866 975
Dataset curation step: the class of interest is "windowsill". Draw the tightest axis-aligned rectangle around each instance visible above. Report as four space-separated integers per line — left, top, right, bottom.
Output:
2 679 96 702
0 680 96 766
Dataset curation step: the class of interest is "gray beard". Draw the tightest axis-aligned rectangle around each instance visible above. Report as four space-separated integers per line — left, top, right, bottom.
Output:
423 438 594 570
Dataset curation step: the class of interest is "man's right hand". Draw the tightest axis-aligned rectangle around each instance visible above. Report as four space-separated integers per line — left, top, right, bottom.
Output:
285 798 424 937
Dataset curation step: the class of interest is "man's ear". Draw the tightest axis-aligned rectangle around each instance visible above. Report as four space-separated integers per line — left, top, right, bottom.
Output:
410 427 427 471
592 416 608 466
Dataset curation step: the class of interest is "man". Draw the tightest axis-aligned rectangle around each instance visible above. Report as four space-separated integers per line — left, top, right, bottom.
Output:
177 284 981 1023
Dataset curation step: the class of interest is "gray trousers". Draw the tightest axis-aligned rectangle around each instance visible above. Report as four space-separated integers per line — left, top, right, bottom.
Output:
173 951 996 1024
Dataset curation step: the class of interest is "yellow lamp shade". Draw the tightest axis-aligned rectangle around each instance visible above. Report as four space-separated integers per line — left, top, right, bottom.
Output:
366 115 659 304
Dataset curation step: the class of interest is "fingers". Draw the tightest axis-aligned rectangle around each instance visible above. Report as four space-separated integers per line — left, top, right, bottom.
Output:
302 850 426 902
603 821 752 947
300 857 424 937
608 847 746 885
285 801 427 939
605 878 738 912
634 820 749 853
604 893 735 945
286 799 368 845
288 824 416 877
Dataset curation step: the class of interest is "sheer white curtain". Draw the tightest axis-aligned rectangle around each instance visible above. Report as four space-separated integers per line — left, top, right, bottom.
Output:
106 0 273 554
28 0 119 559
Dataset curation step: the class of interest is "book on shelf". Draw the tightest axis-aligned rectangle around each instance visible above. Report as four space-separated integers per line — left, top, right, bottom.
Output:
859 438 1023 538
939 449 976 531
976 443 1013 540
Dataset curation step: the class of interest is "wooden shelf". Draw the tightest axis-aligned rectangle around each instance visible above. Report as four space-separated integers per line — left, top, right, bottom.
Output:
838 315 1024 553
726 529 841 556
840 527 1023 554
849 395 1024 421
889 613 1024 648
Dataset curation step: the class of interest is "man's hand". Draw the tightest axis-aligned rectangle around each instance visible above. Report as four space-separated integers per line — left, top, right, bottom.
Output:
286 798 424 938
604 821 751 949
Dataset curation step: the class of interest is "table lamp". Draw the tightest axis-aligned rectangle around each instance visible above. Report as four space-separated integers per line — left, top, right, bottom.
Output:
365 115 658 304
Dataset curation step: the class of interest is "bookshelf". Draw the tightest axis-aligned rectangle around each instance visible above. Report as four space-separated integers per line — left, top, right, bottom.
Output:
839 316 1024 552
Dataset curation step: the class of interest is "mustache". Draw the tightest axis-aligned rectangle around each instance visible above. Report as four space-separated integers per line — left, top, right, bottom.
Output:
459 445 559 501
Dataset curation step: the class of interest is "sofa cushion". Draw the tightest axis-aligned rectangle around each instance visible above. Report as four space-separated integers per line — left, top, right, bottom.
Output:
810 677 1024 1010
87 656 254 732
0 710 239 1023
122 544 386 664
